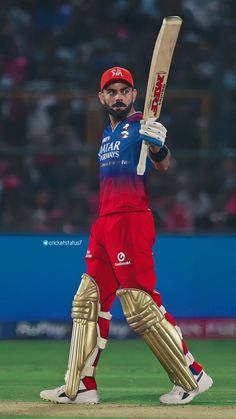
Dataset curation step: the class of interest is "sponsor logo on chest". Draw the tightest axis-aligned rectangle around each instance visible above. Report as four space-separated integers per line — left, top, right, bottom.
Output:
99 140 120 160
99 124 130 161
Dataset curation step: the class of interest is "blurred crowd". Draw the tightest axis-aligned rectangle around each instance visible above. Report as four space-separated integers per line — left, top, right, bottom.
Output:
1 0 236 91
0 0 235 233
0 154 235 234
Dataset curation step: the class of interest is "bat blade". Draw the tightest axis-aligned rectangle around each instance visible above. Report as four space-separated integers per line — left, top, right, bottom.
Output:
137 16 182 175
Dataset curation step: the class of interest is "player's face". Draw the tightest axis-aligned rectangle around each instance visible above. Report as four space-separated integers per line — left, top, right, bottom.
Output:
99 82 137 120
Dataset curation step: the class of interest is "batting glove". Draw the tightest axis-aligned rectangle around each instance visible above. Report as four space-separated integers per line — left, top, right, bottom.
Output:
139 118 167 147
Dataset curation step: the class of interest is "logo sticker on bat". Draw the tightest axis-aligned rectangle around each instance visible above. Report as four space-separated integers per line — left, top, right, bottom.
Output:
151 73 166 115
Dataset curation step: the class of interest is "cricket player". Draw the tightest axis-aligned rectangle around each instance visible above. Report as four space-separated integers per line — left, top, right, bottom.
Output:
40 67 213 405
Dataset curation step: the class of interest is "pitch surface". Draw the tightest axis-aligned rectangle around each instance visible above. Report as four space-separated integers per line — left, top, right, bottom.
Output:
0 339 235 418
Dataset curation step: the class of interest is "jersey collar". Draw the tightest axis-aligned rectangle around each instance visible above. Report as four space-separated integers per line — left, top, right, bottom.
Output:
110 111 142 131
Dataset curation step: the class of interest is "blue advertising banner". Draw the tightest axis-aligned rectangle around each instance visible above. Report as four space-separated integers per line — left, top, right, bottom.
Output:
1 235 236 323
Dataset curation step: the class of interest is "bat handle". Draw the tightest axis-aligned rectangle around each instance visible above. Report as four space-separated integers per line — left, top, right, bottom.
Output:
137 141 149 175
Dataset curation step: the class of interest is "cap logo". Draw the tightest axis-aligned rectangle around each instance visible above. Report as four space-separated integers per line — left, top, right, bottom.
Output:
100 67 134 91
111 69 123 77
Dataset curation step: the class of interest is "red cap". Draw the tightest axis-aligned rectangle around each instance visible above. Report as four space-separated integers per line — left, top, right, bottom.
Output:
100 67 134 91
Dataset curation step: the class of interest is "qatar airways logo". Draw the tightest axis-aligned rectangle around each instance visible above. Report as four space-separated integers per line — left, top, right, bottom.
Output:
151 73 166 115
102 136 110 143
99 140 120 161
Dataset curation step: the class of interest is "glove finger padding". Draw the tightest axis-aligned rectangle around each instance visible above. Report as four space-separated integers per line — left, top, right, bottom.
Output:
139 119 167 147
140 126 166 139
140 120 167 135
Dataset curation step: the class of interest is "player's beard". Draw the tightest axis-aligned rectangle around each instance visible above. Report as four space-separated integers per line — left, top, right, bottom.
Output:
104 100 133 121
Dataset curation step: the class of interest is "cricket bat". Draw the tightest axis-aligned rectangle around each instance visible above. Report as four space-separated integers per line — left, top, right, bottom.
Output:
137 16 182 175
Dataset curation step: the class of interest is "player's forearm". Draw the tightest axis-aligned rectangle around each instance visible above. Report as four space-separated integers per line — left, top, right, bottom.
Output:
155 149 171 171
149 145 171 171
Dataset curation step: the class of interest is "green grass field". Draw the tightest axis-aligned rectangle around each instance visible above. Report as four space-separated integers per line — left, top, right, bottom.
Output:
0 339 236 418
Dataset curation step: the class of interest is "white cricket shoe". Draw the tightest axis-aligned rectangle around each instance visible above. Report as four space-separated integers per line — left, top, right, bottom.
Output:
40 384 99 404
160 370 213 405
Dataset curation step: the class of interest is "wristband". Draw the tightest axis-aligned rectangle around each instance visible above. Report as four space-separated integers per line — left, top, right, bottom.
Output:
149 145 169 163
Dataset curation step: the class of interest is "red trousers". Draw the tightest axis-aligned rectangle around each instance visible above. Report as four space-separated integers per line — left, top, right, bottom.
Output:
85 210 202 376
86 211 162 310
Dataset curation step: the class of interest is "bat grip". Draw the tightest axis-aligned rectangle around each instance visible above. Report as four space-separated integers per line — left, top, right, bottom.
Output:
137 142 149 175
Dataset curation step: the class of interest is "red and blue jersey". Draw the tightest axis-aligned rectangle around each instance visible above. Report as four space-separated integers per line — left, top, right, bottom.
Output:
98 112 151 216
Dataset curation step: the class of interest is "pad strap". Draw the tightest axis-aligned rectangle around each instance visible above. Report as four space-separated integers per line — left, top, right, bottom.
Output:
99 310 112 320
97 336 107 350
81 365 96 377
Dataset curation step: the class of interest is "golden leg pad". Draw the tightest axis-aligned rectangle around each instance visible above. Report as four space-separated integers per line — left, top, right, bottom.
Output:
117 288 198 392
65 274 99 399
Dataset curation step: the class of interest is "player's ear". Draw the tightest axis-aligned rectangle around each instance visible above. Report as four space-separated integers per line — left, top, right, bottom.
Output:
132 88 137 103
98 91 105 105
